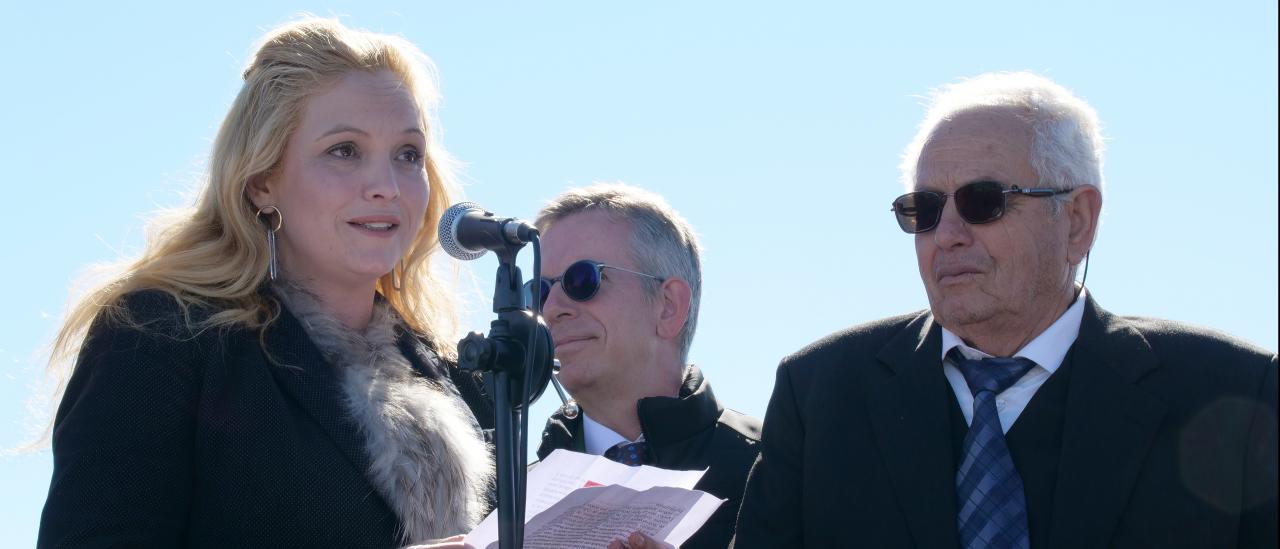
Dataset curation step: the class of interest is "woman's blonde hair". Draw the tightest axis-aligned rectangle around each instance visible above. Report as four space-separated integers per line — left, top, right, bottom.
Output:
47 17 462 413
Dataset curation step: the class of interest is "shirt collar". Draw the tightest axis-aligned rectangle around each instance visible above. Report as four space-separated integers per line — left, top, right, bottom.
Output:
581 413 643 456
940 288 1087 373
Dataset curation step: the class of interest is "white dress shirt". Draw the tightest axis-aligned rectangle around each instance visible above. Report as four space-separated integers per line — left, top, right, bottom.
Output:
941 290 1087 433
581 413 644 456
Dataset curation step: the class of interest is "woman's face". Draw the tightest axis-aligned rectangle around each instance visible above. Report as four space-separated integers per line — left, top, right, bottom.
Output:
251 69 430 295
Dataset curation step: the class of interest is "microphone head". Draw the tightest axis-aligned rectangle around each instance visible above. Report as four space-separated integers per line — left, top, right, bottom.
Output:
438 202 488 261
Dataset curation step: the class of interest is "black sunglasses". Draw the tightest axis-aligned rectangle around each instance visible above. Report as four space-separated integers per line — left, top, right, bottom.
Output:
891 180 1074 234
525 259 665 308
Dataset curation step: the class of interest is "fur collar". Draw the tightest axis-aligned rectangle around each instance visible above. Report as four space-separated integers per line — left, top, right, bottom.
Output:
272 282 493 543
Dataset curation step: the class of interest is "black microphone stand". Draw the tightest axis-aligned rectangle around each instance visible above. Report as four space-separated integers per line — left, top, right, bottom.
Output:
456 238 553 549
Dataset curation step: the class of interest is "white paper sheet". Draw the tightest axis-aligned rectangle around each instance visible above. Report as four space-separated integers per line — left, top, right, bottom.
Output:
463 450 722 548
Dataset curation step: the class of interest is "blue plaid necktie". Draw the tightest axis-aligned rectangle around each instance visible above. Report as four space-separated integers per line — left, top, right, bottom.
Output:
951 349 1036 549
604 441 649 466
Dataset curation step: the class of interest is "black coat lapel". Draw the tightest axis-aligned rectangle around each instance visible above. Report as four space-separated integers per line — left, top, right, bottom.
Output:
537 403 587 460
263 306 378 486
868 313 961 549
1046 297 1167 549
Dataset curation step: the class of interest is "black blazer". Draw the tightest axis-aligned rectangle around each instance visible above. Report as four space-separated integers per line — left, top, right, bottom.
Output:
733 297 1277 548
38 290 494 549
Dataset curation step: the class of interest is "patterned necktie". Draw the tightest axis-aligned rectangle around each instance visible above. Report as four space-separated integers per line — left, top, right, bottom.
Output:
604 441 649 466
951 349 1037 549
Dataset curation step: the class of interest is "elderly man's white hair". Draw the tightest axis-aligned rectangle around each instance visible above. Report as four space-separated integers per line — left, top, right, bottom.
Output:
900 71 1106 199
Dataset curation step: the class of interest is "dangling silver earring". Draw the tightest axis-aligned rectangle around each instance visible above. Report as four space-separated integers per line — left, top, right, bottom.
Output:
391 260 404 291
256 206 284 281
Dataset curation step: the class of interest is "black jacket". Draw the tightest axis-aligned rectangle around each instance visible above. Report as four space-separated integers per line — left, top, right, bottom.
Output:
537 365 762 549
38 290 494 549
733 297 1278 549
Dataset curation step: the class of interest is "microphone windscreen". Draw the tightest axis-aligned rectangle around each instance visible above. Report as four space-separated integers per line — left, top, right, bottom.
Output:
437 202 487 260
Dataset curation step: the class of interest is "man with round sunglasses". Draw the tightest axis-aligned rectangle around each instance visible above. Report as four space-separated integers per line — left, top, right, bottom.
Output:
532 183 762 549
734 72 1276 549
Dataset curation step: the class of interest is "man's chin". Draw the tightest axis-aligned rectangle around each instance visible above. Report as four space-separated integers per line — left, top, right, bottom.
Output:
933 299 996 329
554 363 592 395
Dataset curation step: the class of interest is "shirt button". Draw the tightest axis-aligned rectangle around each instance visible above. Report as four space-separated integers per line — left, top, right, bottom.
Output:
996 399 1006 409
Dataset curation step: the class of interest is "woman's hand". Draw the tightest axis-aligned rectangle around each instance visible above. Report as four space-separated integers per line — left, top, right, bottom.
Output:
606 531 675 549
405 534 473 549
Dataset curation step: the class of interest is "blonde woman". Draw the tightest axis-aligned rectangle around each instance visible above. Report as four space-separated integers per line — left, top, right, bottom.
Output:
38 18 492 549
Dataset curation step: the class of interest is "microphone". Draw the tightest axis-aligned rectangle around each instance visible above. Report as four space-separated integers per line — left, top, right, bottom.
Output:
437 202 538 260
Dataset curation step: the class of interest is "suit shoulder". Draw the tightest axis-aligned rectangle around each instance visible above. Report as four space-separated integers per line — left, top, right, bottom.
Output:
705 409 764 485
1110 315 1276 394
782 310 927 368
102 289 221 339
1120 316 1275 359
1118 315 1276 374
717 408 763 443
62 290 223 423
76 290 249 384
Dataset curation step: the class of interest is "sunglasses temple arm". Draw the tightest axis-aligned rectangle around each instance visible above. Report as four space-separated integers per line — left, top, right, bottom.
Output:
608 264 666 281
1013 187 1073 197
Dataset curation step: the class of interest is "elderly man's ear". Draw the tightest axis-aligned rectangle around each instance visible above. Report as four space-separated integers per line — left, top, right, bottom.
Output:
656 278 692 340
1066 185 1103 265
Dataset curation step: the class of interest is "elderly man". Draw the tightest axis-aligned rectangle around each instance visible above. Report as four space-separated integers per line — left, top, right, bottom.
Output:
733 73 1277 548
532 184 762 549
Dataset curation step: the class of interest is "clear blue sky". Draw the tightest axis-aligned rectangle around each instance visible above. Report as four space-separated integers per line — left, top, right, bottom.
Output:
2 1 1276 545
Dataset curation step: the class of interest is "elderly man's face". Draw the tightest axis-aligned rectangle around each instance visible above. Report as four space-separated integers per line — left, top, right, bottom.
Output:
914 109 1076 333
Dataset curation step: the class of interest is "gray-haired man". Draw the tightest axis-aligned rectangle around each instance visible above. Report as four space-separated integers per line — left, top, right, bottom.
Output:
734 72 1277 549
533 183 761 549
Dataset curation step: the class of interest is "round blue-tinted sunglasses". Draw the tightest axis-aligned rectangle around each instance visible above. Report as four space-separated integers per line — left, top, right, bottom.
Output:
524 259 664 308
